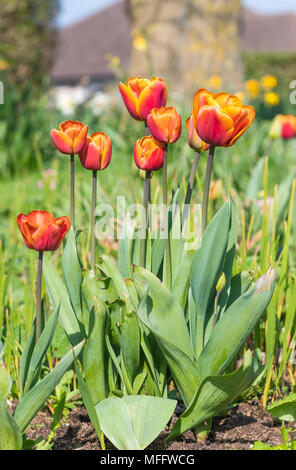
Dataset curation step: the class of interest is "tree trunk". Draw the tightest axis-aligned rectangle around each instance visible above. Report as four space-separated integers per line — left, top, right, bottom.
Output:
126 0 243 100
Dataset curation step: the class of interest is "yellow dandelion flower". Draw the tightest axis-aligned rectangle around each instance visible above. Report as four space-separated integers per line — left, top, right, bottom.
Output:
264 91 280 107
245 79 260 99
209 75 222 90
262 75 277 90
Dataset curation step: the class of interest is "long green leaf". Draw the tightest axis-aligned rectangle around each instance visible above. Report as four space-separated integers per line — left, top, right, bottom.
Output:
62 227 83 327
73 358 104 448
43 257 83 346
14 340 85 432
190 201 231 357
196 267 275 380
96 395 176 450
135 267 200 406
24 303 60 393
167 351 259 440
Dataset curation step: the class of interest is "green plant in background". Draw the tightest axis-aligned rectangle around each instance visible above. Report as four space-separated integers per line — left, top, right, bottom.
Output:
252 426 296 450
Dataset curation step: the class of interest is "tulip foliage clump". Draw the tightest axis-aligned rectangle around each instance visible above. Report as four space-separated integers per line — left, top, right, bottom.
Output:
1 76 277 450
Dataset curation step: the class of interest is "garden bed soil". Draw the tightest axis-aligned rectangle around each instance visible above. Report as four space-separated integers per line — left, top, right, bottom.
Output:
25 399 296 451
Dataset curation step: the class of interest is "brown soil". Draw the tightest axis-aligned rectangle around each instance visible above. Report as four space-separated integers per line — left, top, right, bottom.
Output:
25 399 296 450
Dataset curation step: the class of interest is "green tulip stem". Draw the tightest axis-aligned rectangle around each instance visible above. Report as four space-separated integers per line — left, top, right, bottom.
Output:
163 143 172 289
182 150 201 229
140 170 151 267
145 121 151 202
91 170 97 273
202 145 215 233
70 153 75 228
212 291 221 331
36 251 43 344
266 139 274 157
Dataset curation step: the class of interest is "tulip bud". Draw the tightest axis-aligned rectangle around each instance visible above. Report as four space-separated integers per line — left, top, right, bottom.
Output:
280 115 296 140
192 89 255 147
147 106 182 144
186 115 210 152
79 132 112 171
16 211 70 252
134 136 164 171
50 120 88 155
269 115 282 140
119 77 168 121
216 272 226 293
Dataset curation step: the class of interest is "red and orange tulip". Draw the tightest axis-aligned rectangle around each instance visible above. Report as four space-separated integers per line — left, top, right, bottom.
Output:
192 89 255 147
134 136 164 171
186 115 210 152
16 211 70 252
50 120 88 154
79 132 112 171
279 115 296 139
119 77 168 121
147 106 182 144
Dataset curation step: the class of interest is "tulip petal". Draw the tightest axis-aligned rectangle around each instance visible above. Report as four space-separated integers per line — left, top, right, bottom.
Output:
55 216 71 247
16 214 34 249
27 210 56 226
227 105 255 146
119 82 140 120
137 79 168 121
192 89 215 126
73 125 88 154
197 106 234 147
50 129 73 154
31 224 61 252
214 93 242 109
101 141 112 170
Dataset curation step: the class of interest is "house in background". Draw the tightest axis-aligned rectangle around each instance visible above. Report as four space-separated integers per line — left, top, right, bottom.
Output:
50 1 296 114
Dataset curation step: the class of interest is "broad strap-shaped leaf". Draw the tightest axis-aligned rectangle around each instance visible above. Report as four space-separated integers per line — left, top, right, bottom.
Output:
190 200 231 358
24 303 60 393
0 365 23 450
62 227 83 328
73 358 104 448
135 267 200 406
43 257 83 346
14 340 85 432
225 270 254 310
267 393 296 422
100 255 134 312
96 395 176 450
167 351 259 440
196 267 275 380
203 197 238 345
19 317 36 397
83 302 108 404
246 156 265 201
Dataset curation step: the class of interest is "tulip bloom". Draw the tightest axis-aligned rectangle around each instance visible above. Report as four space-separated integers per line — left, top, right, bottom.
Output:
119 77 168 121
186 115 210 152
147 106 182 144
79 132 112 171
50 120 88 155
279 115 296 140
134 136 164 171
16 211 70 252
192 89 255 147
